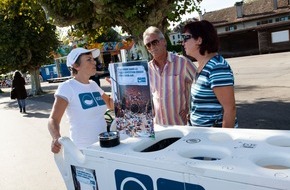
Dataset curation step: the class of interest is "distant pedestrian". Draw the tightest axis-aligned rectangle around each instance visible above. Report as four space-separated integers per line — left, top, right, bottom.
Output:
12 71 28 113
89 58 102 86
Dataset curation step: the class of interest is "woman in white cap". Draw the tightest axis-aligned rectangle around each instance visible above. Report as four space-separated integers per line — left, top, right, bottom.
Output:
48 47 114 153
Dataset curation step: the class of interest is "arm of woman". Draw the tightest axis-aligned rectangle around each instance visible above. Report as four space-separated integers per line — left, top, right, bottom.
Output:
213 86 236 128
102 93 114 110
48 96 68 153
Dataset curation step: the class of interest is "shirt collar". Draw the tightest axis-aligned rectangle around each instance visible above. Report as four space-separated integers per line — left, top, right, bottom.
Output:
151 52 174 66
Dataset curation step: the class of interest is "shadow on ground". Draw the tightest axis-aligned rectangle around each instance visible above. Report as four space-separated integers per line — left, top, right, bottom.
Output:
21 112 50 118
237 101 290 130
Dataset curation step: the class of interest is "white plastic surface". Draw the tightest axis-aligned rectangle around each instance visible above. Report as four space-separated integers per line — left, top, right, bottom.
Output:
55 126 290 190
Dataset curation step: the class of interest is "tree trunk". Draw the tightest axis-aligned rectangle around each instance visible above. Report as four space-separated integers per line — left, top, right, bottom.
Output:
29 68 44 96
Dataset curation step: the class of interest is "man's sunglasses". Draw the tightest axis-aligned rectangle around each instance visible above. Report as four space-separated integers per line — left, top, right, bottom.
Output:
145 39 160 49
181 34 193 42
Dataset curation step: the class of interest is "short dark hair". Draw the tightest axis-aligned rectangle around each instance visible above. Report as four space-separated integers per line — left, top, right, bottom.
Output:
183 20 219 55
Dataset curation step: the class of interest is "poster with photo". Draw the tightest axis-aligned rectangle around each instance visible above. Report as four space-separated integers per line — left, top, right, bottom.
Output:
109 60 154 138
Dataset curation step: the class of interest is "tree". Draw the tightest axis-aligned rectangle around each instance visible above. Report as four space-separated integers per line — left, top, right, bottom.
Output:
68 27 122 45
0 0 59 95
39 0 202 59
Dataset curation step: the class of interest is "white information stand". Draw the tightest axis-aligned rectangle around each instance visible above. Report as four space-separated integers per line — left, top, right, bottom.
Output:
55 126 290 190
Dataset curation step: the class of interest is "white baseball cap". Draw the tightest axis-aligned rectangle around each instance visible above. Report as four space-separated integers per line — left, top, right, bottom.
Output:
66 47 100 67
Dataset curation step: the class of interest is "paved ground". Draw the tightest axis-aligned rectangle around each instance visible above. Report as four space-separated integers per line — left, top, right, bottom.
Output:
0 51 289 190
0 85 68 189
230 52 290 130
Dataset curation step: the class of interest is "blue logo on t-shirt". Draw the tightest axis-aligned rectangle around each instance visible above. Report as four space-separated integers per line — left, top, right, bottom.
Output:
79 92 105 109
92 92 105 106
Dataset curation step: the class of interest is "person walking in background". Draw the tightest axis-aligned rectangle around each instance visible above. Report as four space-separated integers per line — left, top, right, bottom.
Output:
182 20 237 128
48 47 114 154
12 71 28 113
143 26 197 126
89 58 104 87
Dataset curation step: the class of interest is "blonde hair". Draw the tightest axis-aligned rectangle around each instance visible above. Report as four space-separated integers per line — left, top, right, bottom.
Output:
143 26 165 41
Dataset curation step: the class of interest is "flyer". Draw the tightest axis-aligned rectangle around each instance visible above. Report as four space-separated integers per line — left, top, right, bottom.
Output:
109 60 154 138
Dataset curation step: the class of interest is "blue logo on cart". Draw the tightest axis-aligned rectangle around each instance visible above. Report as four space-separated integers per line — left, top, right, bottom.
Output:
115 170 153 190
115 170 205 190
157 178 205 190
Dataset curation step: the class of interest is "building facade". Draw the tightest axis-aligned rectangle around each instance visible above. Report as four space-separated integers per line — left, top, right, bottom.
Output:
170 0 290 57
169 32 182 46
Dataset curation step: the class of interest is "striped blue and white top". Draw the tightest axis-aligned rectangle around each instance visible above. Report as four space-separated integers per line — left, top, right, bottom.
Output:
190 55 236 127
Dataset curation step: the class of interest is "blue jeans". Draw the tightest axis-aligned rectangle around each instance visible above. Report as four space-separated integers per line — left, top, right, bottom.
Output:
17 99 26 110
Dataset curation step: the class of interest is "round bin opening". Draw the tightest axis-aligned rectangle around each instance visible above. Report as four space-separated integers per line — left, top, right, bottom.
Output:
178 146 230 161
208 133 233 142
266 136 290 147
254 157 290 170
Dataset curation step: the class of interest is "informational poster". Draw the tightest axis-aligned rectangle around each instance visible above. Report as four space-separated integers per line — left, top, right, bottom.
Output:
109 60 154 138
71 166 98 190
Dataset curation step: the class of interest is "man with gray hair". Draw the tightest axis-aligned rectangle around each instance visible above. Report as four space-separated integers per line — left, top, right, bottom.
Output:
143 26 197 126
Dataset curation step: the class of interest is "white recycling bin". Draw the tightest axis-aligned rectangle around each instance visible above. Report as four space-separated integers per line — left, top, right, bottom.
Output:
54 125 290 190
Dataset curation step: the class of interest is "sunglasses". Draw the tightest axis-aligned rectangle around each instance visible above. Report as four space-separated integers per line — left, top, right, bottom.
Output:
181 34 193 42
145 39 160 49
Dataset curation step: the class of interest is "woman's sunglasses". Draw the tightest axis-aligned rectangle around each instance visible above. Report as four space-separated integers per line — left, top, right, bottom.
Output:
145 39 160 49
181 34 193 43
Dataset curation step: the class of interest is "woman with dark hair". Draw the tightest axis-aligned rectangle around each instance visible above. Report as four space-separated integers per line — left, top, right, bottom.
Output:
12 71 28 113
182 20 238 128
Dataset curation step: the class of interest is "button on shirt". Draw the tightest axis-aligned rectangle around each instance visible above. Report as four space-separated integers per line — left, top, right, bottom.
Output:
148 52 197 125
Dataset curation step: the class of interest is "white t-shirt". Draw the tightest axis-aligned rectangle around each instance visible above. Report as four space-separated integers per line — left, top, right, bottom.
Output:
55 79 107 149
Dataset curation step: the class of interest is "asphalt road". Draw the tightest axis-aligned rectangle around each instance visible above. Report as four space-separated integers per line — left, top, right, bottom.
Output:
229 52 290 130
0 51 289 190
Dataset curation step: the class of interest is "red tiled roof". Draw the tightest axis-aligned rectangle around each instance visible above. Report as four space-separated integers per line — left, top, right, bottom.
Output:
203 0 290 26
